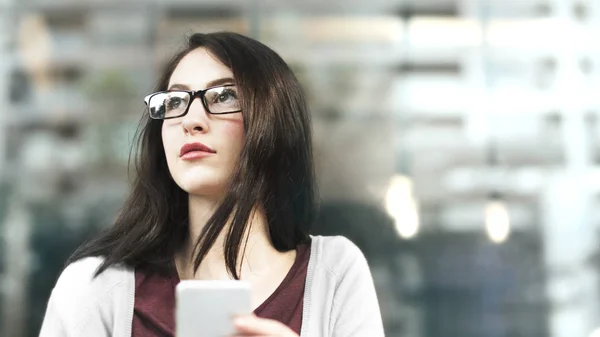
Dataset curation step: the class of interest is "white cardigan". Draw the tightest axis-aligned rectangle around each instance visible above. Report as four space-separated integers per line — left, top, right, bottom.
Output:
38 235 385 337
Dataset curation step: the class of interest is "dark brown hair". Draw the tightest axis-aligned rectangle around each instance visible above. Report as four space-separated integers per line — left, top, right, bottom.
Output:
68 32 316 279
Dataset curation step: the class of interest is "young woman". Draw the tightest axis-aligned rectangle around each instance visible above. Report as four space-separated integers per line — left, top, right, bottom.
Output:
39 32 384 337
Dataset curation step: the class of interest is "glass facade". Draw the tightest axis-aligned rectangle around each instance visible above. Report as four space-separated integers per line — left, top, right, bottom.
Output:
1 1 600 336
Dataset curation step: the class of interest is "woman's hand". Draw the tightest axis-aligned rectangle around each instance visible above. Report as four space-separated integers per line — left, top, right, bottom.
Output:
232 314 299 337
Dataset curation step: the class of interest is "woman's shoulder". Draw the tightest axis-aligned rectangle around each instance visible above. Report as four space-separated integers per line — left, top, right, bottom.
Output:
309 235 369 277
40 257 135 336
54 257 132 292
304 236 385 336
50 256 134 310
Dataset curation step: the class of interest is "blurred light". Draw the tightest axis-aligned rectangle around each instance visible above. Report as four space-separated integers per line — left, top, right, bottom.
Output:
302 16 404 43
17 13 52 91
409 17 481 47
487 18 574 49
589 327 600 337
406 17 575 49
394 202 419 239
386 175 420 239
385 175 412 218
485 199 510 244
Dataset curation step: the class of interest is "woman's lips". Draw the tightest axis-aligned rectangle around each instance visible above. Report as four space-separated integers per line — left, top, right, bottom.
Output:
180 151 214 160
180 142 216 160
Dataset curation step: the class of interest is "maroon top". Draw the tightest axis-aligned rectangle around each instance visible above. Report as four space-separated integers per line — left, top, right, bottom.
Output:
132 243 311 336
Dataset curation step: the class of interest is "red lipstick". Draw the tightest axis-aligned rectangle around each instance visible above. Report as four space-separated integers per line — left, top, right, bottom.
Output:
180 142 216 160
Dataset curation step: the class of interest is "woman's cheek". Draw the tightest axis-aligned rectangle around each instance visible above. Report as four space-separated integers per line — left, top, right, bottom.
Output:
222 119 245 148
161 125 180 162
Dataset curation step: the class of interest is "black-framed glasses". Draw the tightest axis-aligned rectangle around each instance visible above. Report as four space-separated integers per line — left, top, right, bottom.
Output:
144 84 241 120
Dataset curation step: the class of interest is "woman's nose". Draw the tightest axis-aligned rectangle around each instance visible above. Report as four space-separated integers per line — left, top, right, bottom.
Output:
181 98 209 134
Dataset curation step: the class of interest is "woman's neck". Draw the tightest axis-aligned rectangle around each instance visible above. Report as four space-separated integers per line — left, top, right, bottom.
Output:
175 194 292 281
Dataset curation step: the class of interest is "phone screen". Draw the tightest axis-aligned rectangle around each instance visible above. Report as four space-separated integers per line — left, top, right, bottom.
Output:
175 280 252 337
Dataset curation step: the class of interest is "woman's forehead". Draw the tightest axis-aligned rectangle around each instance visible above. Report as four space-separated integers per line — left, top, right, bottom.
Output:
168 47 233 90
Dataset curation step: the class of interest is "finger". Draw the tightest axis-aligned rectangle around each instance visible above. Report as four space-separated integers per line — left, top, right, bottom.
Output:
233 316 290 335
229 330 271 337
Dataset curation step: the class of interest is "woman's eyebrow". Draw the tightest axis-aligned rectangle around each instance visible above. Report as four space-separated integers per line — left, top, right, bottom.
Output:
168 77 235 91
168 84 189 90
205 77 235 88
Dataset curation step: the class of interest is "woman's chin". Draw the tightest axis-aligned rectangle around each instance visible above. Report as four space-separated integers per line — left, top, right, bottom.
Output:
176 178 226 198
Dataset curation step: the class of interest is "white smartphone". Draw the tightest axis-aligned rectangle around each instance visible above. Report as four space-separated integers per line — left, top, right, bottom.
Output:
175 280 252 337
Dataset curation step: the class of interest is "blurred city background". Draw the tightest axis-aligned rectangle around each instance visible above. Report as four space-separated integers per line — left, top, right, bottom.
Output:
1 0 600 336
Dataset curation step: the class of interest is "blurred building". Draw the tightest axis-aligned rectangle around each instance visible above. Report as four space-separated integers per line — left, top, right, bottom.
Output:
1 0 600 337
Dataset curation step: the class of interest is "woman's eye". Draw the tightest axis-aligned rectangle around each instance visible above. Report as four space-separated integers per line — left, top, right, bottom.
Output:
214 89 238 103
167 97 184 109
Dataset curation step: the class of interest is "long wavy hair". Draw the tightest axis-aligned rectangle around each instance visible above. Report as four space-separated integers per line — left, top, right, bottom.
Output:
68 32 317 279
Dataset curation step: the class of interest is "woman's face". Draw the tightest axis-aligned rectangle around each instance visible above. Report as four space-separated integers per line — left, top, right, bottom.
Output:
162 47 244 197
